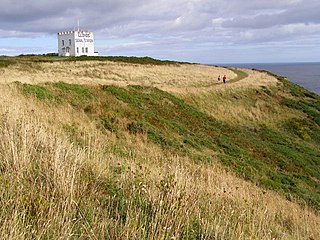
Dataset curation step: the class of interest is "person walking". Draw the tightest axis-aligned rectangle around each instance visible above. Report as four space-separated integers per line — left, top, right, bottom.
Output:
218 75 221 81
223 75 227 84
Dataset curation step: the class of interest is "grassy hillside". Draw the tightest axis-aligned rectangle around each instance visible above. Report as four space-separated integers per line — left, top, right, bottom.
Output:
0 56 319 239
16 78 320 209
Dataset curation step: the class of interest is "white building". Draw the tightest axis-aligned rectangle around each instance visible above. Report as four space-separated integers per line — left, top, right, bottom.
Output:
57 30 98 57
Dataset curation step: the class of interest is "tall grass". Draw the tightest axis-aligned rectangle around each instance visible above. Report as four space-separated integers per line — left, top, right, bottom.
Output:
14 82 320 209
0 57 236 92
0 84 319 239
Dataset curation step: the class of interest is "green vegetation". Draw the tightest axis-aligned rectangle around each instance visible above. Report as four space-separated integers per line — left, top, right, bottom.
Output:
2 58 320 238
16 80 320 210
19 83 59 102
280 75 320 99
279 77 320 126
66 55 186 65
52 82 93 105
11 55 185 65
0 59 16 68
228 68 249 83
17 81 94 105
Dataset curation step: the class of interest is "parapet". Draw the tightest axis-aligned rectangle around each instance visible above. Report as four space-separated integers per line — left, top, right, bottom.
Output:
57 31 74 35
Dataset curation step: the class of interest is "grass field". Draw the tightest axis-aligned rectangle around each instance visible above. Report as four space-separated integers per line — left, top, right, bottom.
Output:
0 56 319 239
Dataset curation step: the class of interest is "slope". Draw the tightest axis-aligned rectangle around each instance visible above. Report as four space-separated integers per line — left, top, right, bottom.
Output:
0 56 319 239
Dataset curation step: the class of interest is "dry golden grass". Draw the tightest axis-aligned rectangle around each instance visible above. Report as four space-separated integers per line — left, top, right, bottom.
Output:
179 87 301 127
223 68 278 90
0 61 281 130
0 78 319 239
1 61 238 92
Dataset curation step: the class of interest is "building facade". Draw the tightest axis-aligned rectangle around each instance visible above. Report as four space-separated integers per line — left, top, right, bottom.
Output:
57 30 97 57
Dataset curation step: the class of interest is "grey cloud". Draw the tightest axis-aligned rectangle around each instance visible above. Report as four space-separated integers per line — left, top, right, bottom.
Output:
0 0 149 32
222 0 320 29
222 14 281 29
0 0 317 35
0 0 319 62
0 0 219 35
237 23 320 44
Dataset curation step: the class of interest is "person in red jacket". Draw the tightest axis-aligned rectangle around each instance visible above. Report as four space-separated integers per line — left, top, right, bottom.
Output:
223 75 227 84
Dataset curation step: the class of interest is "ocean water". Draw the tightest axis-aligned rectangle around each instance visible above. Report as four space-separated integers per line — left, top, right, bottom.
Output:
228 62 320 95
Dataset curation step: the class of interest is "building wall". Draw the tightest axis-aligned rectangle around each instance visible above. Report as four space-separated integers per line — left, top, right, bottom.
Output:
57 31 97 57
57 32 74 57
74 31 95 56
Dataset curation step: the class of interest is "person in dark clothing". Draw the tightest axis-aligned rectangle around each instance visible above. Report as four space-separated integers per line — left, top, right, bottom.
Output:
223 75 227 84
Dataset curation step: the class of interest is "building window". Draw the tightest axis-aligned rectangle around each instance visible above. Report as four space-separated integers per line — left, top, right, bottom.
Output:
62 40 64 46
69 39 72 45
85 47 88 53
77 47 79 53
82 47 84 53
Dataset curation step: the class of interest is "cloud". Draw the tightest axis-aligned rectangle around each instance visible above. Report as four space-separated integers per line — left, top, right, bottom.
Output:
237 23 320 43
0 47 16 54
0 0 317 38
221 0 320 29
0 0 319 62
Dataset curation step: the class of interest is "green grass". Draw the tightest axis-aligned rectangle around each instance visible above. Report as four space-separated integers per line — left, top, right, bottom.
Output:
52 82 91 97
0 59 16 68
16 81 320 210
19 83 59 102
14 55 186 65
278 75 320 128
51 82 93 104
280 76 320 99
228 68 249 83
73 56 186 65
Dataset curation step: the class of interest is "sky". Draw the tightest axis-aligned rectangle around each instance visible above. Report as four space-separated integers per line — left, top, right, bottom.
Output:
0 0 319 64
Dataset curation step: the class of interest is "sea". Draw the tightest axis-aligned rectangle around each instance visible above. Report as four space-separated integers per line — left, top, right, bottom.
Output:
224 62 320 95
